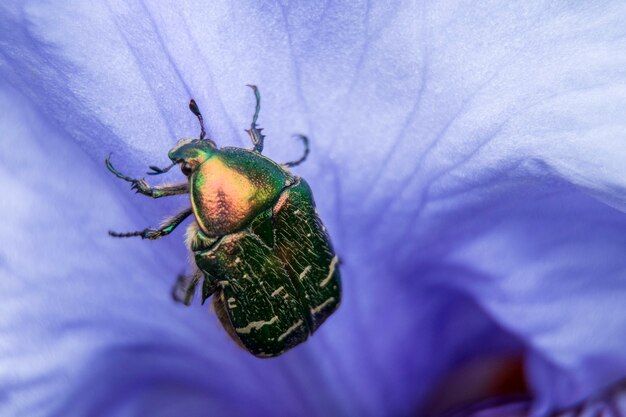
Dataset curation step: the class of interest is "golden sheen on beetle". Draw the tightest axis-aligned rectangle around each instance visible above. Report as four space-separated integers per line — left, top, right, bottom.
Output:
106 85 341 357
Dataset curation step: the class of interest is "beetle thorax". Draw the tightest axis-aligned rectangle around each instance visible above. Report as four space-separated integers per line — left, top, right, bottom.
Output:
190 151 289 237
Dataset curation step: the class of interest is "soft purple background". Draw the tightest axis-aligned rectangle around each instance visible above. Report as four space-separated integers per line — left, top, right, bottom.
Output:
1 2 626 416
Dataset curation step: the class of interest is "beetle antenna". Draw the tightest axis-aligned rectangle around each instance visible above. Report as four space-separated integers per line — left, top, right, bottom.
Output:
189 99 206 140
146 162 176 176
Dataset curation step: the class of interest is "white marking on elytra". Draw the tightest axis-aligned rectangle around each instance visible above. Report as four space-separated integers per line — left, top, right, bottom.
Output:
277 320 304 342
311 297 335 315
271 286 285 297
234 257 241 264
319 256 339 287
299 265 312 281
235 316 279 334
270 286 289 300
227 297 237 309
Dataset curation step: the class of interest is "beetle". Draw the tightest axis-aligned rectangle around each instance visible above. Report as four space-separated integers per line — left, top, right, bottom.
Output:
106 85 341 357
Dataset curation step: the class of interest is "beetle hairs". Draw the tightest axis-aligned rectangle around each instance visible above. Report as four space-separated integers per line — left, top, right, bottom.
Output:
184 221 200 250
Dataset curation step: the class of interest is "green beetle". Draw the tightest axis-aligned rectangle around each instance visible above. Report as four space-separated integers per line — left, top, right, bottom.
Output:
106 85 341 357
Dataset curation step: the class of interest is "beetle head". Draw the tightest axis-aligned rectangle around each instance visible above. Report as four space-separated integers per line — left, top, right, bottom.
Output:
168 139 216 177
165 99 217 177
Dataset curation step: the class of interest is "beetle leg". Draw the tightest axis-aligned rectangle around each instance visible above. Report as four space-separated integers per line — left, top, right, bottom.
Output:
106 155 189 198
245 84 265 153
282 135 310 168
172 269 203 306
132 180 188 198
109 207 193 240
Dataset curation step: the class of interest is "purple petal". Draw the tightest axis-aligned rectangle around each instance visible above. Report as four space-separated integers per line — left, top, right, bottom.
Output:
1 2 626 416
452 382 626 417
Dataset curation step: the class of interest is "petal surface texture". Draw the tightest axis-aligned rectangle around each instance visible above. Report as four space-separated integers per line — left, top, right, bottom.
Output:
1 2 626 416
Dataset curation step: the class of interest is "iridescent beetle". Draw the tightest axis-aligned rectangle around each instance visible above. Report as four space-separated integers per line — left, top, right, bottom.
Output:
106 86 341 357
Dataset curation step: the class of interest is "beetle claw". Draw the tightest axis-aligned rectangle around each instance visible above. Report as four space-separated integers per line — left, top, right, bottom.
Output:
129 179 151 196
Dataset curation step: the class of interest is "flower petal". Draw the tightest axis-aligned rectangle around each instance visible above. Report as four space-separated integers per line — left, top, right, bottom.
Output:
1 1 626 416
